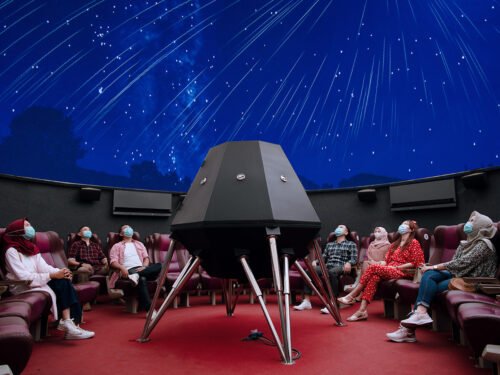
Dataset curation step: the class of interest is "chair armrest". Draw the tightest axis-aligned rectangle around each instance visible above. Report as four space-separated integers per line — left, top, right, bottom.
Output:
463 277 499 284
477 285 500 295
0 280 32 286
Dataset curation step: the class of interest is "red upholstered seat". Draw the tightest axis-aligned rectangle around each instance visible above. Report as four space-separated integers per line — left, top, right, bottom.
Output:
0 228 52 340
66 232 107 294
0 316 33 375
457 302 500 358
151 233 200 307
378 228 432 319
445 290 499 323
107 231 164 312
35 231 99 306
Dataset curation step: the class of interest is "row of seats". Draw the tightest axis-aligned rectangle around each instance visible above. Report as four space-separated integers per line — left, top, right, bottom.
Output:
0 229 100 374
371 223 500 366
1 224 498 372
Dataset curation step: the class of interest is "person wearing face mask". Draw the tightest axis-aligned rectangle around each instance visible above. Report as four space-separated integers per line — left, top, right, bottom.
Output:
338 220 424 322
1 218 95 340
67 225 109 281
109 224 161 314
294 224 358 313
387 211 497 343
345 227 391 293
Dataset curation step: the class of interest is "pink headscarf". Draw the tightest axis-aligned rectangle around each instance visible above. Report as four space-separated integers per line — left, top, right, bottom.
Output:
367 227 390 262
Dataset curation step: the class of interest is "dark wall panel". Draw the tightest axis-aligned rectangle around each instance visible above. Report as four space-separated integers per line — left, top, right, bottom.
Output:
0 168 499 248
309 170 500 239
0 177 176 247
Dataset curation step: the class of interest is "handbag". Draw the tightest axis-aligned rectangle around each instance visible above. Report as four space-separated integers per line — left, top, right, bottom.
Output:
412 267 423 283
448 277 477 293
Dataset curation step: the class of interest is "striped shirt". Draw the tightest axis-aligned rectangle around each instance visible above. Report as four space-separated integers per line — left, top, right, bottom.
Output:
322 240 358 269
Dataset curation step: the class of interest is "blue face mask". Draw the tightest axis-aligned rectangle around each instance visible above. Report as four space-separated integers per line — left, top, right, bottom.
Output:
23 226 36 240
82 230 92 239
123 227 134 238
398 224 410 235
334 227 345 237
463 222 473 234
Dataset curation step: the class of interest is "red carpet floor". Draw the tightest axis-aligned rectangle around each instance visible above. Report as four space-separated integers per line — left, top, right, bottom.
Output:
24 296 489 375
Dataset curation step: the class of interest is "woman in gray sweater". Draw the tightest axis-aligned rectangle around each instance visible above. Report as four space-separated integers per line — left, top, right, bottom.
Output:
386 211 497 343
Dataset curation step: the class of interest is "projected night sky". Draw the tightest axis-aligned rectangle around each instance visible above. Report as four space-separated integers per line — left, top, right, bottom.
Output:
0 0 499 191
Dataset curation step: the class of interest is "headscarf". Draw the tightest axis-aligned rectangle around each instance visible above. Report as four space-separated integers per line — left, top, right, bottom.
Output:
1 218 40 256
460 211 497 253
367 227 390 261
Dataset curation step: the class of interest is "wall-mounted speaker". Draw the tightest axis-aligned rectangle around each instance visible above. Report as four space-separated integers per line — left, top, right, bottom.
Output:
357 188 376 202
79 187 101 202
461 172 488 189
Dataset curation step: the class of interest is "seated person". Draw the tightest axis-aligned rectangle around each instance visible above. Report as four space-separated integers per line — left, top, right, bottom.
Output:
67 225 109 281
338 220 424 322
387 211 498 343
2 218 94 340
294 224 358 313
345 226 391 293
109 224 161 313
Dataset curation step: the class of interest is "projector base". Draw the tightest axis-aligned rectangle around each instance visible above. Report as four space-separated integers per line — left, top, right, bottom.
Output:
138 238 343 364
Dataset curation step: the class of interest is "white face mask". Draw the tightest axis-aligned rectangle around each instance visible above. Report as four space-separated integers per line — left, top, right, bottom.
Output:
374 231 384 240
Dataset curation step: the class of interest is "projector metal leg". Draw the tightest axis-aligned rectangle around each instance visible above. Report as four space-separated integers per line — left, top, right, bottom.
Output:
140 238 177 338
222 279 242 316
294 258 343 326
138 255 201 342
239 256 288 364
268 236 293 364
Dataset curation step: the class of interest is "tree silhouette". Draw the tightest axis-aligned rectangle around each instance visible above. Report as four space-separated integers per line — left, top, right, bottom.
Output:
128 160 191 191
0 107 84 179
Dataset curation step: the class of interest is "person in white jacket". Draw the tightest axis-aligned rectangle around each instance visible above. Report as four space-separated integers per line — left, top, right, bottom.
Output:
2 218 94 340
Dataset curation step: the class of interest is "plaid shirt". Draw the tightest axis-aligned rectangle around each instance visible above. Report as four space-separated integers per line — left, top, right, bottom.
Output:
68 240 106 266
322 239 358 269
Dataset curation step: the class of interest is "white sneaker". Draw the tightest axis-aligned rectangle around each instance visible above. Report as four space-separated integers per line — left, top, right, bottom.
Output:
320 307 329 314
128 273 140 285
293 300 312 311
57 319 81 335
65 326 95 340
386 325 417 343
401 312 433 328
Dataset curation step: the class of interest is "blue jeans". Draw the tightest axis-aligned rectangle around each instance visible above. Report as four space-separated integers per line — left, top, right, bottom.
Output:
415 270 452 309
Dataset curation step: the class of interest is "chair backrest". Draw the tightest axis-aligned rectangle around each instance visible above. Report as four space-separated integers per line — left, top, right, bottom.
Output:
66 232 103 256
359 235 374 262
430 224 466 264
35 231 68 269
326 229 361 263
105 231 141 258
386 228 432 263
151 233 188 272
144 234 154 262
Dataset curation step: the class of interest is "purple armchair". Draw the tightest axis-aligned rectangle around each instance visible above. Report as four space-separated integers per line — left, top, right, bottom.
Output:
36 231 99 307
151 234 200 308
379 228 432 319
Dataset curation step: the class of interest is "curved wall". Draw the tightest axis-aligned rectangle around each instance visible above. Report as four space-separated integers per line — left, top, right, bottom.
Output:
0 168 498 246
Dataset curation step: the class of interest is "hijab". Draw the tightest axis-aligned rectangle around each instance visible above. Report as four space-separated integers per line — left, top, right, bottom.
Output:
367 227 391 261
2 218 40 256
460 211 497 253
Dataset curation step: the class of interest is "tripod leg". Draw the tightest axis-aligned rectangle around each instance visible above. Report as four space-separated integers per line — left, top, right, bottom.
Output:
268 236 292 364
138 256 201 342
239 256 288 363
282 254 293 363
140 238 176 339
294 260 343 325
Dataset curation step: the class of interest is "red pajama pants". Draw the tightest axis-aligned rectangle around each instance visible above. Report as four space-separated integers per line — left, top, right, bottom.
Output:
359 264 408 302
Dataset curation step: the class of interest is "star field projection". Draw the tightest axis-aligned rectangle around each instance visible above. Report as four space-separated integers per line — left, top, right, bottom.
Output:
0 0 499 190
